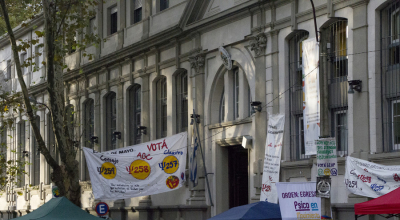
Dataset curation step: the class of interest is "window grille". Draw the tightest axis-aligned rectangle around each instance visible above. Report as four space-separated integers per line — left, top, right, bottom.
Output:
156 77 167 138
233 68 239 119
18 121 25 187
129 85 142 145
84 99 94 180
382 1 400 152
321 19 348 157
133 0 142 24
32 116 40 185
106 92 117 151
160 0 169 11
176 71 188 133
220 90 225 123
110 6 118 35
289 31 309 160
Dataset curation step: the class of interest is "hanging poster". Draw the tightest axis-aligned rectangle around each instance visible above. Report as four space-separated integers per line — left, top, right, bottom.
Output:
302 38 320 155
276 182 321 220
316 139 338 176
345 156 400 198
260 114 285 203
83 132 187 200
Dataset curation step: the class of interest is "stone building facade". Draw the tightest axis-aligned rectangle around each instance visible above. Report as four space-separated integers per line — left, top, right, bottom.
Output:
0 0 399 219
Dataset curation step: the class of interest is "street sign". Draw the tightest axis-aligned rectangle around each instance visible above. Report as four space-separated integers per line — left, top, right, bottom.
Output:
95 202 109 216
316 176 331 198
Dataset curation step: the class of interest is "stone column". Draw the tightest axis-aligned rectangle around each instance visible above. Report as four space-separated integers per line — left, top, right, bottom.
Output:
350 1 369 159
96 0 103 58
142 0 152 40
187 50 207 205
251 32 268 201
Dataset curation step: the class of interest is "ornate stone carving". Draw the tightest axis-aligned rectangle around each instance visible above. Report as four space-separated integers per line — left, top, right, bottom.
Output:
250 33 267 56
189 52 205 74
219 46 232 70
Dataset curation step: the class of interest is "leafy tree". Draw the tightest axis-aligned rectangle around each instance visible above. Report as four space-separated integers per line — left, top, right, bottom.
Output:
0 0 101 206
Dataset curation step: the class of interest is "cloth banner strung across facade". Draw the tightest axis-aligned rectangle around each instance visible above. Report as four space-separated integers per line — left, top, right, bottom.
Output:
260 113 285 203
302 38 320 155
276 182 321 220
83 132 187 200
345 156 400 198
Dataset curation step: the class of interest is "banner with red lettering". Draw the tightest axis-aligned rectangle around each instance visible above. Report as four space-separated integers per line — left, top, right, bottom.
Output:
260 113 285 203
345 156 400 198
276 182 321 220
83 132 187 200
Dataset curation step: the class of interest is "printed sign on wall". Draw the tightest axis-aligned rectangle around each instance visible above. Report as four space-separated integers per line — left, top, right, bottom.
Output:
345 156 400 198
276 182 321 220
260 114 285 203
83 132 187 200
316 139 338 177
302 38 320 155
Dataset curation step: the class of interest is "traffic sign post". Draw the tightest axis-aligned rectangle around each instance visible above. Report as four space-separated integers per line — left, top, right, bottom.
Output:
95 202 109 217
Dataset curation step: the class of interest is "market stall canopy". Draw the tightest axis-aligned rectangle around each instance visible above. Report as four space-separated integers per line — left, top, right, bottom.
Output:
14 197 100 220
207 201 282 220
355 186 400 217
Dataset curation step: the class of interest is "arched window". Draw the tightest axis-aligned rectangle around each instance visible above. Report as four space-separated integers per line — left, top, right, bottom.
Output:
84 99 94 180
382 1 400 151
129 85 141 145
18 120 26 187
321 19 348 156
32 116 41 185
288 31 309 160
156 77 167 138
176 71 188 133
106 92 117 151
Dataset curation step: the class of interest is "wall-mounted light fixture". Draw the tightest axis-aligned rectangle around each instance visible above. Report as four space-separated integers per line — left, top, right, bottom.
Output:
113 131 122 140
190 114 200 125
137 126 147 135
250 101 262 114
348 80 362 94
22 150 29 157
91 136 98 144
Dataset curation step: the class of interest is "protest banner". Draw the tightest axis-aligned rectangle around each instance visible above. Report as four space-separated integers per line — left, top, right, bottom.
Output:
316 139 338 177
83 132 187 200
276 182 321 220
345 156 400 198
260 114 285 203
302 38 320 155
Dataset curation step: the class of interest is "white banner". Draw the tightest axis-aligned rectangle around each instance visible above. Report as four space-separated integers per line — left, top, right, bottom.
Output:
345 156 400 198
302 38 320 155
316 139 338 176
276 182 321 220
260 114 285 203
83 132 187 200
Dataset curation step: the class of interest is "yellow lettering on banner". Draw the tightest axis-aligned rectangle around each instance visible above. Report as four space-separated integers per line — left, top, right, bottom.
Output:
129 160 151 180
101 162 117 179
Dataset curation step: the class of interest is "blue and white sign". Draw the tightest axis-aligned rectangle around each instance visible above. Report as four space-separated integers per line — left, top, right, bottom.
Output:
96 202 109 216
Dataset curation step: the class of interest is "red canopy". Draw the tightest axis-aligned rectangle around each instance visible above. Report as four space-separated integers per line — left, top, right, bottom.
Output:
355 186 400 215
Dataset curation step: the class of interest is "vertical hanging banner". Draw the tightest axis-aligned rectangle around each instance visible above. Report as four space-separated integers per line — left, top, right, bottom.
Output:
83 132 187 200
260 114 285 203
302 38 320 155
276 182 321 220
316 139 338 177
190 128 198 187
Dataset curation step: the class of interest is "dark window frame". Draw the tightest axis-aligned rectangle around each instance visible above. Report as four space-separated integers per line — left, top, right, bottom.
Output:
106 92 117 151
156 77 167 139
176 71 188 133
129 85 142 145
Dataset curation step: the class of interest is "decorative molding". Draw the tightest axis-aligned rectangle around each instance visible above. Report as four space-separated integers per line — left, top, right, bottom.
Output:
249 33 267 57
188 51 206 74
219 46 232 70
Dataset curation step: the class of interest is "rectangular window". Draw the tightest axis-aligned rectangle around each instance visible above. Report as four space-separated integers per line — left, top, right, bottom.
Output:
21 53 27 75
233 68 239 119
133 0 142 24
110 6 118 35
297 117 306 159
35 46 43 70
156 78 167 138
89 17 96 35
393 100 400 150
32 116 40 185
335 111 348 157
390 8 400 65
6 60 11 79
160 0 169 11
129 87 141 145
18 121 26 188
176 72 188 133
106 93 117 151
